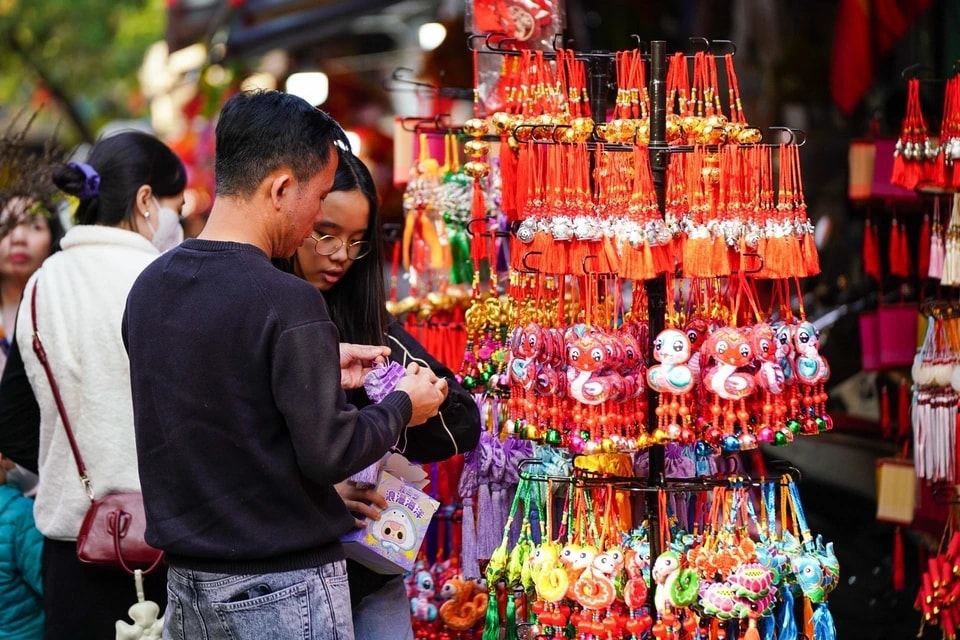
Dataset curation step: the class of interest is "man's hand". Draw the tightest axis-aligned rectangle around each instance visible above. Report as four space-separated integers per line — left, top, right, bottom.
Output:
394 362 448 427
335 480 388 528
339 343 390 389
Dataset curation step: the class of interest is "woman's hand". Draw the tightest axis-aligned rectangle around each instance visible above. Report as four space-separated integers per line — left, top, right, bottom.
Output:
335 480 388 528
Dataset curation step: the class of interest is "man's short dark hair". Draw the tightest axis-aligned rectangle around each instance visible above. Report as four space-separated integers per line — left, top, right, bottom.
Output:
214 90 347 197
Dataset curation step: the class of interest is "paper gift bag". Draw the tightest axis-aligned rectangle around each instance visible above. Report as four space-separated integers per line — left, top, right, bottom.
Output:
342 471 439 574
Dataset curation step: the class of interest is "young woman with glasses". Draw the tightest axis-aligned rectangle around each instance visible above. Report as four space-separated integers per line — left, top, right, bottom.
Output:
284 147 481 640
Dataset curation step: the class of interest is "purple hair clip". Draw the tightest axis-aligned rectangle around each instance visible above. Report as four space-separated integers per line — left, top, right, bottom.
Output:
67 161 100 200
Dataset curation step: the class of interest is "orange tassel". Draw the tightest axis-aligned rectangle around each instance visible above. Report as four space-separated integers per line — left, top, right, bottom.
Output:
742 617 761 640
755 235 771 277
801 231 821 276
601 237 621 274
624 240 656 280
682 237 709 278
670 236 685 273
765 236 788 278
499 140 518 220
712 237 731 277
803 596 814 640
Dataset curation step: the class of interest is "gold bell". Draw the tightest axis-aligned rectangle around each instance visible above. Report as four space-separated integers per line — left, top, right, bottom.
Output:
491 111 513 134
463 139 491 158
462 118 490 138
464 161 490 179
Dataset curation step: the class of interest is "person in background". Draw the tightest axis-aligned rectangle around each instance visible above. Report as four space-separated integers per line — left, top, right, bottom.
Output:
284 147 481 640
122 90 447 640
0 451 43 640
0 130 187 639
0 197 64 374
0 141 68 499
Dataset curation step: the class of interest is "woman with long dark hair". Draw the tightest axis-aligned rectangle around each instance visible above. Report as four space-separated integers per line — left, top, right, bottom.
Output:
287 148 481 639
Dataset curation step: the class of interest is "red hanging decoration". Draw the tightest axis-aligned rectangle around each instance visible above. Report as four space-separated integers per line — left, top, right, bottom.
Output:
893 525 905 592
897 379 911 441
888 218 904 278
918 213 932 278
862 217 880 281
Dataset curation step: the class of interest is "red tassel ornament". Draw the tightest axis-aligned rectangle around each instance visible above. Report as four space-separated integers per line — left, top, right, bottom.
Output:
893 526 905 592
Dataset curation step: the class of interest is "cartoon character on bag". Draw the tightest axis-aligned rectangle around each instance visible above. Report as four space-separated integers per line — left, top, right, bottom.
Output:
371 505 418 555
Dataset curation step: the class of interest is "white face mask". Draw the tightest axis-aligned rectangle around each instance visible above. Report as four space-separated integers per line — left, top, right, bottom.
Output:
6 464 38 495
147 197 184 253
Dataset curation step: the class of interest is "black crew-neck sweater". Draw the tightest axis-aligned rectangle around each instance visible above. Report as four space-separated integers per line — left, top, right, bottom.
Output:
122 238 412 573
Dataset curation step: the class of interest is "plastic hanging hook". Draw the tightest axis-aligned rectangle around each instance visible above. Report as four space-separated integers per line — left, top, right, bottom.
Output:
466 33 488 51
552 33 575 51
465 216 494 237
581 253 600 274
766 126 809 146
687 37 737 56
520 250 542 274
400 113 452 133
628 34 648 52
383 67 437 95
737 251 765 275
485 31 520 53
901 62 939 81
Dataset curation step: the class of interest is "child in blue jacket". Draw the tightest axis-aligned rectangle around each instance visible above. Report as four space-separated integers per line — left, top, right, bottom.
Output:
0 453 43 639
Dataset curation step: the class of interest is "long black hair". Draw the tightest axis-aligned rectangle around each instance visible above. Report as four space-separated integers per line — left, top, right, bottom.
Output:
52 131 186 227
292 148 387 347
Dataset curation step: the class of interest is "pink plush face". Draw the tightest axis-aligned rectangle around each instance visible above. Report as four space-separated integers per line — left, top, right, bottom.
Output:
684 318 709 351
708 327 752 367
600 333 625 369
653 329 691 365
751 324 776 363
621 333 641 369
567 335 606 372
774 323 795 358
517 322 544 358
794 321 820 353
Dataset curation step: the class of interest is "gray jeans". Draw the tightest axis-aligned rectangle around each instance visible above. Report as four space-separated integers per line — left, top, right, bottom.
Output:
163 560 354 640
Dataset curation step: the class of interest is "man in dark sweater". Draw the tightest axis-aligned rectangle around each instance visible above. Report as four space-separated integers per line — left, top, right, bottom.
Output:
122 90 447 639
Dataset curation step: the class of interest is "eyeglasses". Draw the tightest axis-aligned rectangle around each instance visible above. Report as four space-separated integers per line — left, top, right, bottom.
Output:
308 233 371 260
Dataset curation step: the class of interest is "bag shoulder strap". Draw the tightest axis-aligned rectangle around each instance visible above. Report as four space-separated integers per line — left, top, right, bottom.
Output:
30 282 93 499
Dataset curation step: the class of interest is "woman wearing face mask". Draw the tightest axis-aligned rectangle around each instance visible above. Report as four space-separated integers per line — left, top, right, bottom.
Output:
282 148 481 640
0 130 186 638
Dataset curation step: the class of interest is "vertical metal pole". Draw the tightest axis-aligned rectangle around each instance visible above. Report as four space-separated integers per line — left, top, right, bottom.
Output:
646 41 669 608
588 54 610 123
